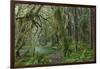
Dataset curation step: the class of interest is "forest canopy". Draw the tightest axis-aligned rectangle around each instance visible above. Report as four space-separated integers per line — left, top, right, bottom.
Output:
14 4 95 67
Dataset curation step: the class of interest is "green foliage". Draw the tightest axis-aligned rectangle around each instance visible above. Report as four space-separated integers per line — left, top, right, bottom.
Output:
62 44 94 63
15 4 95 67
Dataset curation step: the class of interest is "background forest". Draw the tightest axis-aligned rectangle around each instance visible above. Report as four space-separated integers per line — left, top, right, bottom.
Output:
15 4 95 67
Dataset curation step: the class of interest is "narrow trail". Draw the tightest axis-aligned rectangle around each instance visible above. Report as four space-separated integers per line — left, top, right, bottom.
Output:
49 51 63 64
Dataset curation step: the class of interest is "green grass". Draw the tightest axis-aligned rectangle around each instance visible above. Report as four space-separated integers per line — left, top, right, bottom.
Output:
15 42 95 66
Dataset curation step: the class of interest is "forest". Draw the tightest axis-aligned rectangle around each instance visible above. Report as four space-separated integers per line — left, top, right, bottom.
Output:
14 4 95 67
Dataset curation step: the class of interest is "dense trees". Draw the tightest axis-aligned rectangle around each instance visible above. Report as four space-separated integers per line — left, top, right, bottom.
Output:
15 4 95 66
